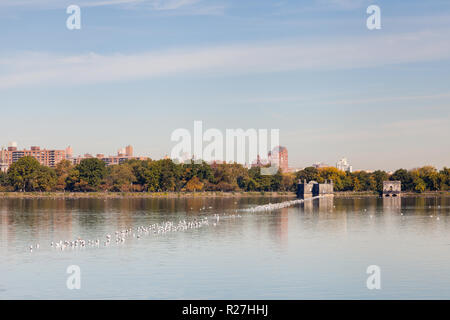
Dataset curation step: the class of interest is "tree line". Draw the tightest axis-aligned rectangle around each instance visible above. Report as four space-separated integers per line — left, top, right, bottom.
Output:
0 156 448 193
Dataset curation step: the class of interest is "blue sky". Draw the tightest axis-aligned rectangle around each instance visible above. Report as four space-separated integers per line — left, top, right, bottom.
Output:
1 0 449 171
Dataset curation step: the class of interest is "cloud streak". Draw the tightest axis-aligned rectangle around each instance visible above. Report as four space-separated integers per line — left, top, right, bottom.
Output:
239 92 450 105
0 0 203 10
1 30 450 89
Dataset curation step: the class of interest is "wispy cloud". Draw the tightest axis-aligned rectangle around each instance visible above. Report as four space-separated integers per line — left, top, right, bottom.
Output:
151 0 200 10
315 0 371 10
79 0 145 8
1 30 450 89
0 0 206 10
0 0 225 17
287 116 450 147
239 93 450 105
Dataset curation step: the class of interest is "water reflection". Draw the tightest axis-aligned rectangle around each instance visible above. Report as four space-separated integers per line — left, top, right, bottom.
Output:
383 197 401 213
300 196 335 214
0 195 449 299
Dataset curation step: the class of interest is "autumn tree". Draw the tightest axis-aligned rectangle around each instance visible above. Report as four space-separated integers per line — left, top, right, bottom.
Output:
439 167 450 190
185 176 204 192
106 164 137 192
55 160 73 191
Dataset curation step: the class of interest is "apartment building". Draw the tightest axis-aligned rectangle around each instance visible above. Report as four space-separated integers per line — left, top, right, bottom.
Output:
0 143 67 170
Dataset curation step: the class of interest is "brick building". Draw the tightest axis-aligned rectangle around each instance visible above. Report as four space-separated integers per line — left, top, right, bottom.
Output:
268 146 289 172
0 143 67 170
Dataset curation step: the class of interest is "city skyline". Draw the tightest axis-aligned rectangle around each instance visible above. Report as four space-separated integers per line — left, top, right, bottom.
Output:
1 0 449 171
1 140 447 173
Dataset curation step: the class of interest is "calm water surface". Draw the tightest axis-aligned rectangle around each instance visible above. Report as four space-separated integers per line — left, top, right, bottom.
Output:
0 196 449 299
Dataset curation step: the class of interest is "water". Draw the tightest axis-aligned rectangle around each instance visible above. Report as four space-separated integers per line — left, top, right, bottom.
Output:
0 195 449 299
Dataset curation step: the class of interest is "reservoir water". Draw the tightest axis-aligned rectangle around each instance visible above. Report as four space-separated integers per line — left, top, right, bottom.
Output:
0 195 449 299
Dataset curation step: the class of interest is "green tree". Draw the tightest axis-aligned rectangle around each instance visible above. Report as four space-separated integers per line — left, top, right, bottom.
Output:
248 166 272 191
271 171 283 191
295 167 319 183
237 176 259 191
106 164 137 192
368 175 377 191
156 159 182 191
438 167 450 191
413 177 426 193
0 171 11 191
7 157 42 191
136 160 160 191
183 160 214 183
352 176 363 191
390 169 414 191
36 166 57 191
415 166 439 191
372 170 389 193
341 173 354 191
75 158 107 191
351 171 373 191
280 173 296 191
65 169 80 191
317 167 346 191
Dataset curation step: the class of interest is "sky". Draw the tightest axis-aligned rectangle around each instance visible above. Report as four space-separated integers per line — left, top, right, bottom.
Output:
0 0 449 171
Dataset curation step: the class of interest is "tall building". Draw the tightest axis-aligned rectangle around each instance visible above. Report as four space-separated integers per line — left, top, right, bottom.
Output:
65 146 73 159
268 146 289 172
125 145 133 157
0 149 8 173
0 143 67 169
336 157 353 172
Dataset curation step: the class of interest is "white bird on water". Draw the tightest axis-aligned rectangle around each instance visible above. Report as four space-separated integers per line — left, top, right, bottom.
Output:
243 196 323 213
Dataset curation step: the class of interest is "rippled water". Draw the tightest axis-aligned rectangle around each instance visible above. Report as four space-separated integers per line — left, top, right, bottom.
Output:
1 195 449 299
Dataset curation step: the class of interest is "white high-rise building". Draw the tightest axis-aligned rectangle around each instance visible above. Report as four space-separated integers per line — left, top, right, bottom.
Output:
336 157 353 172
8 141 17 148
0 147 8 173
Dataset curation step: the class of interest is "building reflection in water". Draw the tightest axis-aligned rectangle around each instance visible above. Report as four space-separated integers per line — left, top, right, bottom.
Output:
266 195 340 246
272 207 289 246
0 199 73 248
383 196 402 214
301 196 335 214
297 195 351 236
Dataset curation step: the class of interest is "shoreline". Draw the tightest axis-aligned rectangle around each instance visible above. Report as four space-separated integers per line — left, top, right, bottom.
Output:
0 191 448 199
0 191 297 199
333 191 450 198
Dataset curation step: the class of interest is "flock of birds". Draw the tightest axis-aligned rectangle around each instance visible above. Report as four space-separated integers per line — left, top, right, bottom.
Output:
242 196 323 213
28 212 245 253
28 198 322 252
27 198 445 252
